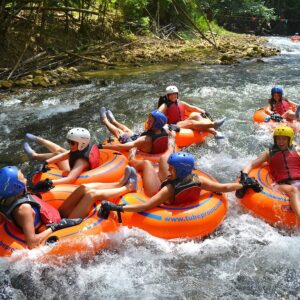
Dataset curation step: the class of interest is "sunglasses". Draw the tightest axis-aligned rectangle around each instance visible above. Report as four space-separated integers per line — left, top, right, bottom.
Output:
67 139 77 146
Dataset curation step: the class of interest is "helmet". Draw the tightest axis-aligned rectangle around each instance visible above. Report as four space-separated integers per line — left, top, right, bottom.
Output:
150 110 167 129
167 152 195 180
66 128 91 151
166 86 179 95
273 126 294 146
0 166 25 198
271 86 283 95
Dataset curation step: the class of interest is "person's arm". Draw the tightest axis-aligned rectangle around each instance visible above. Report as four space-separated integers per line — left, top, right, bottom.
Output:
181 101 205 114
46 151 70 164
200 177 243 193
14 204 53 249
123 185 173 212
103 141 136 152
243 151 269 174
103 136 149 152
158 103 168 114
52 158 89 185
265 103 273 115
286 98 298 107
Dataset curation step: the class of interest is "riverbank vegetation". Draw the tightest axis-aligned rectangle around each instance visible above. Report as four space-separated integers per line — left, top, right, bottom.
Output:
0 0 298 89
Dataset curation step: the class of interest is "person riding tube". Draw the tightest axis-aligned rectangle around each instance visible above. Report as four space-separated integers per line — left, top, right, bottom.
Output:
100 109 169 155
265 86 300 122
157 85 226 139
241 125 300 220
23 127 100 190
0 166 82 249
98 151 262 220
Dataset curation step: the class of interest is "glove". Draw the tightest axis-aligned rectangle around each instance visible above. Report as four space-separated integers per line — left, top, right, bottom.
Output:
47 218 82 232
31 179 54 193
98 200 124 223
36 161 49 173
168 124 180 132
270 113 283 122
240 171 263 192
235 171 263 199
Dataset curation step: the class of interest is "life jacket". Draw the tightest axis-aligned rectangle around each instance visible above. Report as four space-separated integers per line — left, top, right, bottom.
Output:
0 193 61 226
140 128 168 154
270 97 292 116
161 176 201 205
158 95 185 124
269 145 300 183
69 143 100 169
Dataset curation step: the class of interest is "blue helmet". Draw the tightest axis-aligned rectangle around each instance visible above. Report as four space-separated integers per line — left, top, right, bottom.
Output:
0 166 25 198
151 110 167 129
167 152 195 179
271 86 283 95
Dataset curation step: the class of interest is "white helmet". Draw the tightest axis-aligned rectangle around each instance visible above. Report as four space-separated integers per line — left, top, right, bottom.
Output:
166 85 179 94
66 127 91 151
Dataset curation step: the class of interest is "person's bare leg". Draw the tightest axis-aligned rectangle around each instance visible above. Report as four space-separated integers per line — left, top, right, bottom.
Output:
59 166 132 216
101 108 134 137
101 115 124 139
282 110 297 120
177 119 214 131
279 184 300 221
35 136 67 153
129 159 160 197
109 118 134 135
67 184 135 219
23 138 68 169
158 140 176 182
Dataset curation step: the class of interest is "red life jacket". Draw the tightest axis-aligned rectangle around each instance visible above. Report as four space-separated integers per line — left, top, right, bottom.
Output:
157 96 185 124
270 98 292 116
69 143 100 170
161 177 201 205
166 100 185 124
269 145 300 183
0 193 61 225
141 129 168 154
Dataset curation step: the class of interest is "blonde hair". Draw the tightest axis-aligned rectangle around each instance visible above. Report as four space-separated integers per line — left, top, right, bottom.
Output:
182 173 201 185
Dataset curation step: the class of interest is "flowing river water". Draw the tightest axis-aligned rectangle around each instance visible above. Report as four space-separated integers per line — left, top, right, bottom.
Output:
1 37 300 299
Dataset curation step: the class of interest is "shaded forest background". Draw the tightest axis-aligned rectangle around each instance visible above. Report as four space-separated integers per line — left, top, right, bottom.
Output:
0 0 299 77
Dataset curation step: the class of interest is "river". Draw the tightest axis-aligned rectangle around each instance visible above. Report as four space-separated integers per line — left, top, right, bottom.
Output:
0 37 300 299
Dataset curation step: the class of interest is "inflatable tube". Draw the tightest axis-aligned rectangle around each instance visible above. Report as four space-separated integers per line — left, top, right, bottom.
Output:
33 149 128 184
118 170 228 239
0 184 120 258
175 128 212 147
291 36 300 42
253 104 297 123
253 107 272 123
252 106 300 133
174 110 214 147
239 165 299 228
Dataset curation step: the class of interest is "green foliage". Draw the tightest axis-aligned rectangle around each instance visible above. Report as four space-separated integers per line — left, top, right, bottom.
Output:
203 0 275 21
118 0 149 21
2 0 300 52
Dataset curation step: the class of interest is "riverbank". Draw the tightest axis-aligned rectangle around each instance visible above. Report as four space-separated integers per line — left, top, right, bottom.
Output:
0 34 279 90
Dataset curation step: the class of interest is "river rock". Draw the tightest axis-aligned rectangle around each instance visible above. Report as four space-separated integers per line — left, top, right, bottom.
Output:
32 70 43 76
32 75 49 87
15 79 32 87
0 80 13 89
